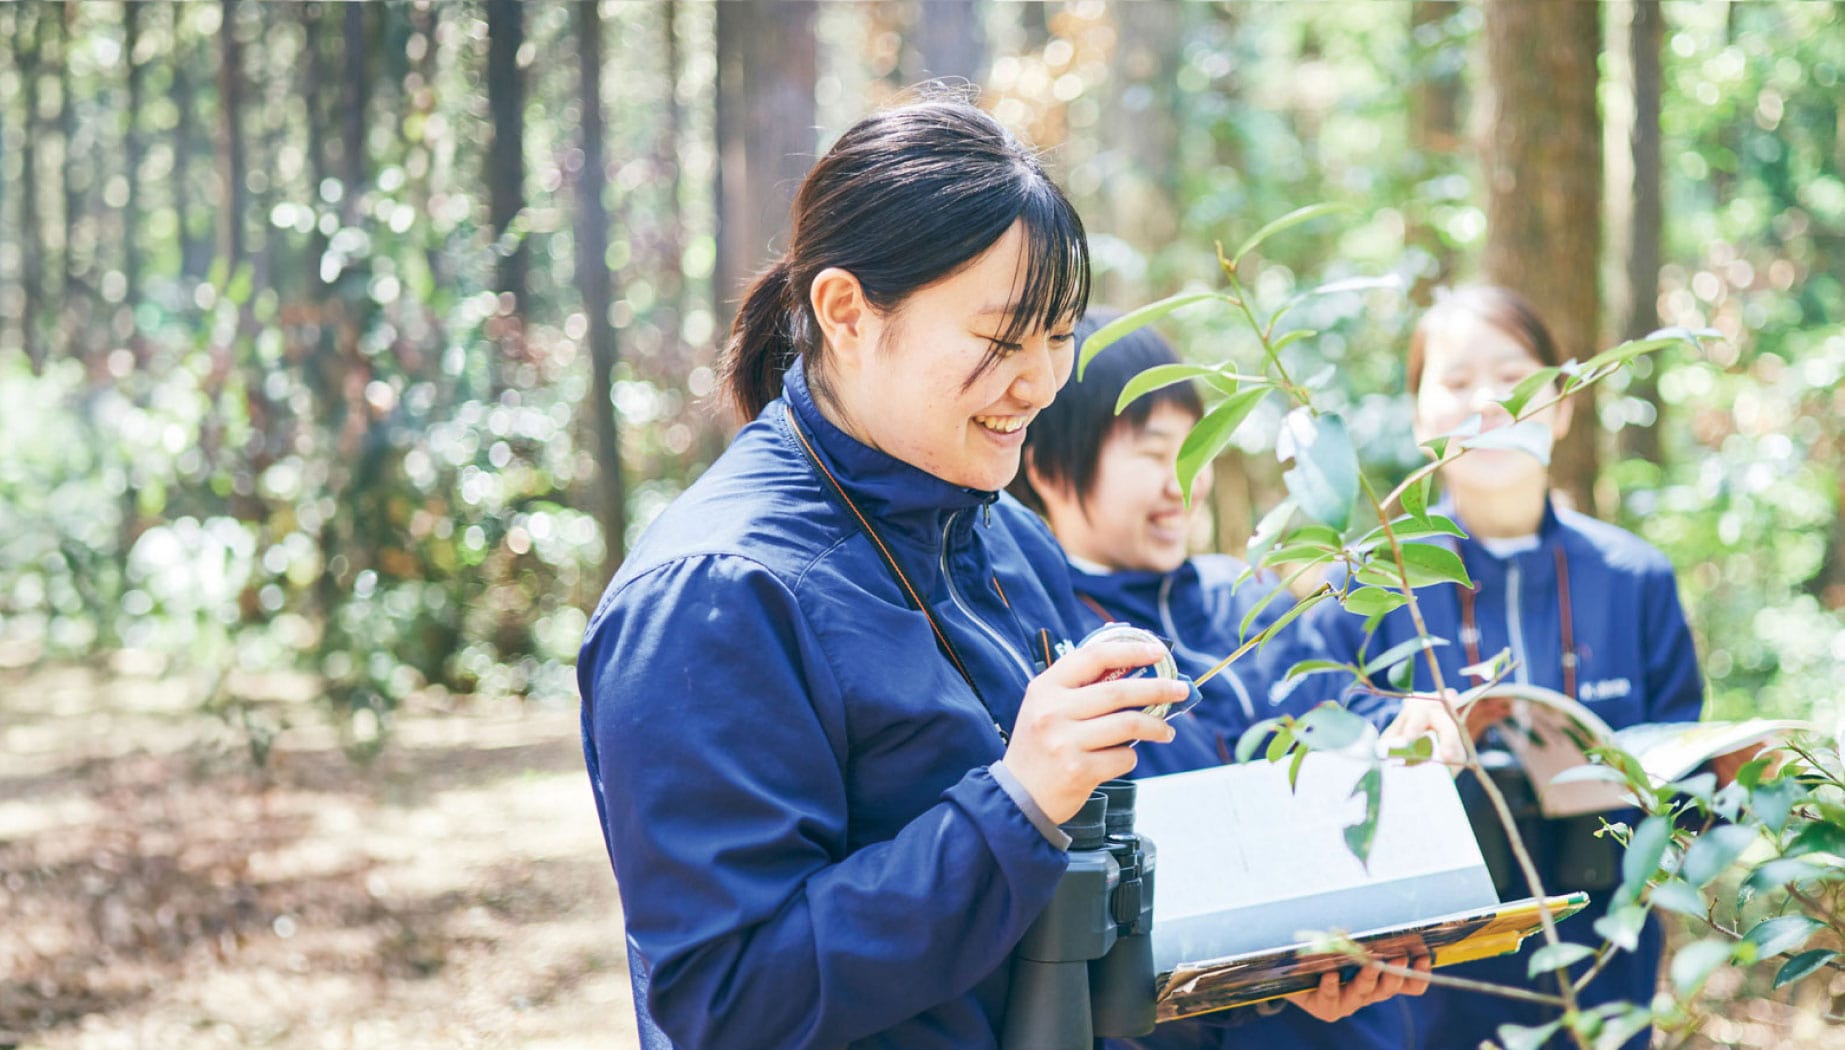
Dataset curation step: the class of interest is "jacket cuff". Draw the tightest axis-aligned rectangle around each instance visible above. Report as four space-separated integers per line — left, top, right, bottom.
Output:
989 761 1072 850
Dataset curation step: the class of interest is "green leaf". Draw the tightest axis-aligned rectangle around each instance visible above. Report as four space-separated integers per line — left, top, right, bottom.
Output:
1284 658 1353 681
1594 904 1647 952
1785 819 1845 859
1527 941 1595 978
1243 499 1298 572
1591 1006 1656 1050
1298 702 1370 750
1115 363 1255 416
1388 656 1414 691
1620 816 1672 895
1263 543 1340 567
1750 776 1805 833
1666 771 1717 807
1231 202 1352 267
1458 418 1555 466
1400 472 1433 521
1255 590 1330 655
1773 949 1839 990
1744 856 1832 895
1341 586 1409 619
1238 576 1295 641
1350 513 1466 552
1265 725 1295 764
1177 388 1270 507
1235 718 1283 764
1277 408 1359 532
1360 636 1449 680
1385 734 1436 764
1422 434 1451 460
1669 937 1735 997
1343 766 1382 865
1287 745 1308 790
1499 366 1562 418
1078 291 1226 377
1679 824 1757 887
1647 877 1706 918
1734 754 1774 789
1495 1020 1562 1050
1742 915 1824 960
1269 328 1317 355
1354 542 1472 590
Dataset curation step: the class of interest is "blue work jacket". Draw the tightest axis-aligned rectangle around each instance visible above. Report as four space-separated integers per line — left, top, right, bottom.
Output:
1302 499 1705 1050
1068 557 1411 1050
578 358 1096 1048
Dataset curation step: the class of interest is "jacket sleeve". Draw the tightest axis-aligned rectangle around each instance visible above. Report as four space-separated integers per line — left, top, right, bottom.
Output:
1638 555 1705 723
580 554 1067 1048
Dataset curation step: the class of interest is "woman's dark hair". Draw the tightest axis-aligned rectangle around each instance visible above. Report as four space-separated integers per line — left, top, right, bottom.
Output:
1009 309 1203 514
722 96 1090 420
1407 285 1562 393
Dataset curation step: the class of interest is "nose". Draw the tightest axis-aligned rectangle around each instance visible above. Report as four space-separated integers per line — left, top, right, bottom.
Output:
1471 384 1513 426
1008 337 1062 408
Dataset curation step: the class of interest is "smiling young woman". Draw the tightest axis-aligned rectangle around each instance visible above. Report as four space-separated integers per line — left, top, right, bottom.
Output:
577 98 1192 1049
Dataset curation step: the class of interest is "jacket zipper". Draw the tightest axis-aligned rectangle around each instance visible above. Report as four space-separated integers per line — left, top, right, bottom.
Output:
940 511 1035 682
1507 561 1530 685
1159 574 1256 721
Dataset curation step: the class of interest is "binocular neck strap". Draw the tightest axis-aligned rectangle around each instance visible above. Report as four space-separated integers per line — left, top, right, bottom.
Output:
784 404 1008 744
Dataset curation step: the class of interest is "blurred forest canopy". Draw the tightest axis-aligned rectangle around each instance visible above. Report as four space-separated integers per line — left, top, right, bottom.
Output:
0 1 1841 748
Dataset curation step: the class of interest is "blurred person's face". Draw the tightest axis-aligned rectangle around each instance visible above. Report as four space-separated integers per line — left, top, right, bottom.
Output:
1413 310 1572 496
812 221 1077 492
1032 402 1204 574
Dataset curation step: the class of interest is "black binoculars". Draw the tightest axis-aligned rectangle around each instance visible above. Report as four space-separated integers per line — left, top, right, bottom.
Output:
1001 779 1158 1048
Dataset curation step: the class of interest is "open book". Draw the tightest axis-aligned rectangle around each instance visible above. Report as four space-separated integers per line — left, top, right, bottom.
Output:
1485 683 1811 818
1133 751 1590 1019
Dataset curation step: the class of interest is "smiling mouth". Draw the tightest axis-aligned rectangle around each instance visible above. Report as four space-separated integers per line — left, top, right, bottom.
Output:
973 415 1027 435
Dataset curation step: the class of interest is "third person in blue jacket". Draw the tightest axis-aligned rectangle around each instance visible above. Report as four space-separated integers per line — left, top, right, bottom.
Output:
1303 286 1705 1050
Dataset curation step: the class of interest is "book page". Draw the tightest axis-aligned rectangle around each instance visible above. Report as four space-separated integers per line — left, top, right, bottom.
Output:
1133 753 1498 976
1614 719 1812 784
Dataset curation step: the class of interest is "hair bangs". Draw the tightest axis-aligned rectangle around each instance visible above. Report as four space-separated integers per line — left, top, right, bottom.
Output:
994 182 1091 350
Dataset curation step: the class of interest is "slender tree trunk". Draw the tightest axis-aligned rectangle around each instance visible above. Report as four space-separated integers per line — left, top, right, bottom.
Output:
60 1 82 327
577 0 628 575
1618 0 1665 466
1097 1 1179 305
123 0 145 322
341 1 367 225
172 5 210 282
217 0 246 274
487 0 527 310
301 1 330 301
1481 0 1603 514
713 1 817 340
19 4 45 370
907 0 987 86
1407 0 1464 303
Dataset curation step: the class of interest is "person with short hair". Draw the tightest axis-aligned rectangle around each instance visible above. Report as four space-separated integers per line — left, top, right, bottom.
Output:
1013 310 1425 1048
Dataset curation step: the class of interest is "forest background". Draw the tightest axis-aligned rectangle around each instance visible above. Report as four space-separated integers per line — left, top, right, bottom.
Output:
1 1 1842 1047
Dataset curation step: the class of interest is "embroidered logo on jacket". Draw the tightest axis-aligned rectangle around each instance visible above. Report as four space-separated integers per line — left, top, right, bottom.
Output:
1580 678 1632 703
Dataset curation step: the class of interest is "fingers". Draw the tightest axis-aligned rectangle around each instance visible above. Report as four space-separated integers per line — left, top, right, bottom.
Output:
1404 955 1432 996
1057 677 1192 721
1041 640 1170 687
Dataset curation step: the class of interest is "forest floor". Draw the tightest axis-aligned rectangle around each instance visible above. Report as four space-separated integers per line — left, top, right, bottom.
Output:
0 660 634 1049
2 660 1840 1049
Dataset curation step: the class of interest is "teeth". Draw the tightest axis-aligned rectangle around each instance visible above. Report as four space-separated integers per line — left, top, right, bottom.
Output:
974 415 1025 434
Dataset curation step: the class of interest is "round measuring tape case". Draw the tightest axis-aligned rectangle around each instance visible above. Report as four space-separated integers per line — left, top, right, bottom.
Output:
1075 622 1202 722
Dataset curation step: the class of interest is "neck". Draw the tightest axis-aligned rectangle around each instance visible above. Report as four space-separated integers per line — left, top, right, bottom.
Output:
1449 482 1548 540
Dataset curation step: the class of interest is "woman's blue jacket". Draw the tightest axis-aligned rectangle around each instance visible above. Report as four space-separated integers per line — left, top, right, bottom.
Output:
578 358 1098 1049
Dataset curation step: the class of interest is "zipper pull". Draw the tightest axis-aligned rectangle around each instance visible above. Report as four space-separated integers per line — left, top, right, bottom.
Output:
994 721 1009 744
983 502 993 527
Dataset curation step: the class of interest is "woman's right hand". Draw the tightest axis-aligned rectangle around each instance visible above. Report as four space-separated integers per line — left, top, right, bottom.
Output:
1003 641 1187 824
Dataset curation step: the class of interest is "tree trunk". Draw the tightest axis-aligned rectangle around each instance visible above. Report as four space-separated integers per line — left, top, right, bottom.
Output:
576 0 628 576
906 0 987 87
713 0 817 341
172 4 211 282
1617 0 1665 467
341 1 368 225
1097 1 1180 305
217 0 246 273
59 1 82 327
1480 0 1603 515
487 0 527 309
1407 0 1464 303
123 0 145 321
18 3 45 370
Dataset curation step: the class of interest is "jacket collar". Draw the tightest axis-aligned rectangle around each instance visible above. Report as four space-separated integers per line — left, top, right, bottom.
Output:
1067 560 1196 625
780 356 995 535
1443 495 1564 581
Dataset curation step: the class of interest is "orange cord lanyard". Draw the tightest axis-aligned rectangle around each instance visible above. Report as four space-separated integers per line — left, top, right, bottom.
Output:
1457 545 1578 700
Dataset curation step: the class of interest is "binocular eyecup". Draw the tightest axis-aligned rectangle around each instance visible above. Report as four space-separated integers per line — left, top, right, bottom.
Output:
1001 780 1158 1049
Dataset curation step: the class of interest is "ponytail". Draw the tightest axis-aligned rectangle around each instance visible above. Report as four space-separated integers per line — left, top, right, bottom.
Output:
722 257 802 422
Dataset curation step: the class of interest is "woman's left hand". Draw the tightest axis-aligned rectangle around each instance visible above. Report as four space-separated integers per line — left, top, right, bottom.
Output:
1285 955 1430 1023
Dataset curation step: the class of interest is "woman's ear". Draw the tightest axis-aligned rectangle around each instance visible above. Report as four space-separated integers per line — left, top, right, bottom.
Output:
1550 391 1575 442
810 267 875 374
